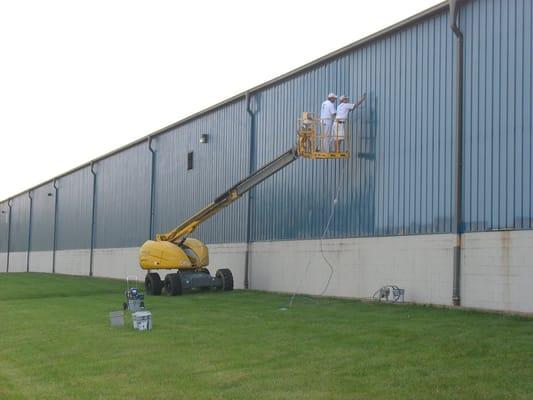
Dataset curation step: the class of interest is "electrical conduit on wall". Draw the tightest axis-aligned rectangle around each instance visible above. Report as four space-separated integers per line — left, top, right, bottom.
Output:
244 92 257 289
52 179 59 274
26 191 33 272
148 136 156 240
89 162 97 277
6 198 12 272
449 0 464 307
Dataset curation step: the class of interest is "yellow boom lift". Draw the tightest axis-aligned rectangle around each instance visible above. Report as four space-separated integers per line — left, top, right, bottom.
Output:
139 111 355 296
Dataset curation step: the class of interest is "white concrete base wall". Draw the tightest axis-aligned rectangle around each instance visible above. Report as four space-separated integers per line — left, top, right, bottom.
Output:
0 252 7 272
28 251 53 273
93 247 140 279
249 235 456 306
55 249 90 276
207 243 247 289
7 252 28 273
462 230 533 313
3 230 533 313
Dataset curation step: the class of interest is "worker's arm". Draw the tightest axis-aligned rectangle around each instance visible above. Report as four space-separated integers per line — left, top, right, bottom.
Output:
351 93 367 110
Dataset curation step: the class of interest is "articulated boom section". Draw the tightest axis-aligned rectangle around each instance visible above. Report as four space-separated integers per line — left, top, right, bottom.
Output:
153 146 300 246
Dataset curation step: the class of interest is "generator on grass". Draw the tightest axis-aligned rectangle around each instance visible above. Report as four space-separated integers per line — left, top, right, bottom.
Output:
123 275 145 312
139 105 364 296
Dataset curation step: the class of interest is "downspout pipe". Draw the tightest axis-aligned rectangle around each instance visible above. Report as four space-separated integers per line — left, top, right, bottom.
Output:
6 198 13 272
244 92 257 289
89 162 97 277
449 0 464 307
27 191 33 272
148 136 156 240
52 179 59 274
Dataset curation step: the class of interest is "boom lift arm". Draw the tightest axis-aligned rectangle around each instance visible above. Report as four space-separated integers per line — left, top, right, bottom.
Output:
156 147 299 243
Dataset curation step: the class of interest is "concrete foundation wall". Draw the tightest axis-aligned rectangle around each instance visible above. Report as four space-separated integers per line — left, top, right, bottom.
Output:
249 234 456 306
461 230 533 313
28 251 53 273
55 249 90 276
7 252 28 273
2 231 533 313
93 248 139 279
0 252 6 272
206 243 247 290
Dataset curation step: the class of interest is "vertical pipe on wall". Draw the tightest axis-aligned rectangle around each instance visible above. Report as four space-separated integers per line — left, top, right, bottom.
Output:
52 179 59 274
449 0 464 307
89 162 97 277
6 198 13 272
244 92 257 289
27 191 33 272
148 136 156 240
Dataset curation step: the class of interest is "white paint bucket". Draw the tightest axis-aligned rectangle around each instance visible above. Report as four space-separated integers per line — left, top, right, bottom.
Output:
132 311 152 331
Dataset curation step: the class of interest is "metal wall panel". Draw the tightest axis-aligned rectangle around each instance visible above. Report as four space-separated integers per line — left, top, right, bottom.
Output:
94 143 151 248
0 201 9 252
9 194 30 252
462 0 533 231
30 183 55 251
153 99 249 244
250 9 455 241
56 167 93 250
4 0 532 250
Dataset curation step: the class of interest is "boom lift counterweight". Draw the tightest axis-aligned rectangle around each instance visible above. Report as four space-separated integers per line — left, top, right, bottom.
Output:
139 110 360 296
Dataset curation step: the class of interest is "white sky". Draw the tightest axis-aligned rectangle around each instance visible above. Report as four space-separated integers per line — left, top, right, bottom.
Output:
0 0 442 201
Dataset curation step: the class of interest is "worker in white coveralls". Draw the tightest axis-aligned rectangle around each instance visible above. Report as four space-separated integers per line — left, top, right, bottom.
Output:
320 93 337 152
332 94 366 152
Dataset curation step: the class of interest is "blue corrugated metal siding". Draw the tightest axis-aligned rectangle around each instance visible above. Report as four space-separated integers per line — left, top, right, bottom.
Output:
153 99 249 244
251 10 455 241
94 143 151 248
56 167 93 250
462 0 533 231
2 0 532 252
0 201 8 253
30 183 55 251
10 195 30 252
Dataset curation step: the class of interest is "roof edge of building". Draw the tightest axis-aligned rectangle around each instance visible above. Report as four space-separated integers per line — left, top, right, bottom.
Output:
1 0 449 203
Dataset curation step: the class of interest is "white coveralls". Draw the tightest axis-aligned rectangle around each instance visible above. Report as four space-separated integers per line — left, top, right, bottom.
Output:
332 102 355 150
320 100 336 151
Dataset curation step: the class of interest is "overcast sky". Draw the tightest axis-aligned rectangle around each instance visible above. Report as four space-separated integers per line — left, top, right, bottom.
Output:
0 0 442 201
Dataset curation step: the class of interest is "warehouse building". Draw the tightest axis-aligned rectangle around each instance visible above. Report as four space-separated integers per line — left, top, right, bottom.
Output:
1 0 532 312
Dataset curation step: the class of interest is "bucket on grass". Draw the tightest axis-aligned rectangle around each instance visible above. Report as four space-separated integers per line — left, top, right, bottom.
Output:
132 311 152 331
109 311 124 327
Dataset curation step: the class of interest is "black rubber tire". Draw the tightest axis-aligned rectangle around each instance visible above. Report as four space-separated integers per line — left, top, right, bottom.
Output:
145 272 162 296
216 268 234 292
164 273 182 296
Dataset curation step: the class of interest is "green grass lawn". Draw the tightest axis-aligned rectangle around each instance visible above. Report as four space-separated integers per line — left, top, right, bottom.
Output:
0 273 532 399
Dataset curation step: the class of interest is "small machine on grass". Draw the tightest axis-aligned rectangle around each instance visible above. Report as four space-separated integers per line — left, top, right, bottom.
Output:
123 275 145 312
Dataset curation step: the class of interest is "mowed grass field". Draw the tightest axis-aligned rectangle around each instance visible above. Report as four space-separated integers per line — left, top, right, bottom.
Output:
0 273 532 399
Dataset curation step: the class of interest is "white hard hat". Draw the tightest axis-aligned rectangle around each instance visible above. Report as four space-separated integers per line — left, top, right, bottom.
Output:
339 95 348 101
327 93 337 99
